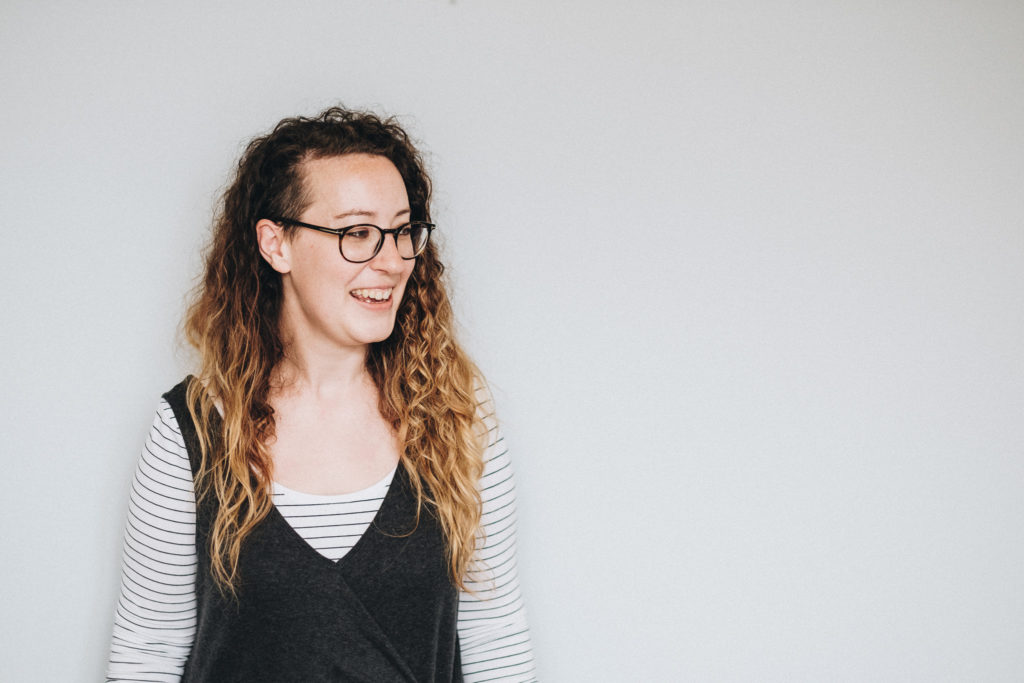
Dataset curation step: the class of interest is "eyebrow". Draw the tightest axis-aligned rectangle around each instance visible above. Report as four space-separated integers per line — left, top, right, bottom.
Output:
333 208 410 220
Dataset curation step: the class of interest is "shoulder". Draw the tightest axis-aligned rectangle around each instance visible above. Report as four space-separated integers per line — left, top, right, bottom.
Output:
155 376 207 475
470 378 517 496
161 375 197 416
136 398 193 493
471 377 503 456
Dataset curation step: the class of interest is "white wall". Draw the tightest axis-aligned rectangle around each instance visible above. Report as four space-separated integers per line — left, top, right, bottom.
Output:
2 1 1022 680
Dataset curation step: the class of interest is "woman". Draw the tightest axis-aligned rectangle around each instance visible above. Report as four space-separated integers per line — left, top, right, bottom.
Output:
107 108 536 682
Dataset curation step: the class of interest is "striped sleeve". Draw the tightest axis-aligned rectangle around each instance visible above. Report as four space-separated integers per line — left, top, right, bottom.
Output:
107 400 197 682
458 385 538 682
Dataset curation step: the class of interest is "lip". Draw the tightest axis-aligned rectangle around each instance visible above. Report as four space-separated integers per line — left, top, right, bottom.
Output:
350 287 396 308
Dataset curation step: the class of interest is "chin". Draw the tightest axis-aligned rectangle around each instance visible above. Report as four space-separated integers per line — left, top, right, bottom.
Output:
352 323 399 346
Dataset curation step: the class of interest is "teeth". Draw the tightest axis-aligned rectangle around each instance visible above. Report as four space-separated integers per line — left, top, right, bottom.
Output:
351 288 392 301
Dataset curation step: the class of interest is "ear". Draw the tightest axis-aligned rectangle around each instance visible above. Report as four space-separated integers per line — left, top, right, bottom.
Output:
256 219 292 274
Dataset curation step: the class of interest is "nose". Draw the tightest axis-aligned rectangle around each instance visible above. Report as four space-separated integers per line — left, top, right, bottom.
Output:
370 231 404 271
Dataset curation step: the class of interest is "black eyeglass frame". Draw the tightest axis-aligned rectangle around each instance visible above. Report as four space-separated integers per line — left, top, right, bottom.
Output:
269 217 435 264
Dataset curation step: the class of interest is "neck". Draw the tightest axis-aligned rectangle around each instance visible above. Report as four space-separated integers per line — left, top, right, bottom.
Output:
273 335 372 402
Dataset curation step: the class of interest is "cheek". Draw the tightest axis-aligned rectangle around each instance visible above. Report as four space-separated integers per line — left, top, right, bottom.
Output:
398 262 416 295
291 251 361 303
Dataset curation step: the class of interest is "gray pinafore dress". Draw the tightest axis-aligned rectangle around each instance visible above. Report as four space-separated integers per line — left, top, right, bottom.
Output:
163 378 463 683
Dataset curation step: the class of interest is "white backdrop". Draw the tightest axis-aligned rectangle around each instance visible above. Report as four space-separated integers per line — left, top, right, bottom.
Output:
2 1 1022 681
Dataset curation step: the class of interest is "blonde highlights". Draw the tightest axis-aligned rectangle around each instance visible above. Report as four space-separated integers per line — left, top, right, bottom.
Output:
183 108 484 594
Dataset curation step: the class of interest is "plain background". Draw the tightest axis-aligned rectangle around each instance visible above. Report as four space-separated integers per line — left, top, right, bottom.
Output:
2 1 1022 681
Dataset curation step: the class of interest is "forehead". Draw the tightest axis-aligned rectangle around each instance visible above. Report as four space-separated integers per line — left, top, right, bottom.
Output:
298 154 409 214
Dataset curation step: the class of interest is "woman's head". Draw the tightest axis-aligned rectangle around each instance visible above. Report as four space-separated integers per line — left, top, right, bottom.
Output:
184 106 484 594
257 154 420 355
208 107 440 357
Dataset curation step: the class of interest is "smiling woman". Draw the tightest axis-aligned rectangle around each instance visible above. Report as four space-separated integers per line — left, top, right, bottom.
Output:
106 108 537 682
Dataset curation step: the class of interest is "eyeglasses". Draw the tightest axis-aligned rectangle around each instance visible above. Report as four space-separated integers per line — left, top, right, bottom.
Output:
270 218 434 263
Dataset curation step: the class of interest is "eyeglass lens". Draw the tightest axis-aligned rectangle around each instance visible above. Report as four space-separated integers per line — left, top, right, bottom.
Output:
341 224 430 263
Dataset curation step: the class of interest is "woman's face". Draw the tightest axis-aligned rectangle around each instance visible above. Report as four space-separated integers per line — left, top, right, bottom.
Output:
273 153 417 353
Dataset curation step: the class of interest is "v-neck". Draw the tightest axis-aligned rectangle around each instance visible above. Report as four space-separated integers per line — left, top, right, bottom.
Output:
192 374 408 572
265 463 409 572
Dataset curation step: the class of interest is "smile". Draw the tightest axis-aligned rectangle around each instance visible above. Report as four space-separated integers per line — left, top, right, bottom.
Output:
350 288 393 303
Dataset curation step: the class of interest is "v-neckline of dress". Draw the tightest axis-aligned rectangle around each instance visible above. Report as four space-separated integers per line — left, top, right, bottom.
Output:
265 463 409 572
187 375 414 574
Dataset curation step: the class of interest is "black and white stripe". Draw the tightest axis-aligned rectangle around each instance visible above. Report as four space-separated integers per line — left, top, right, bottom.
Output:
272 471 393 562
107 389 537 682
108 402 196 682
459 387 537 681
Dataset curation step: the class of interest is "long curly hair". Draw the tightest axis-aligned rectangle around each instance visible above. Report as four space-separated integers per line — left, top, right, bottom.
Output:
183 107 485 595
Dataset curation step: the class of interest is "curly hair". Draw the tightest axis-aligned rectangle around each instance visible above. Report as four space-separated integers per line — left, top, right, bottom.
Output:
183 106 485 595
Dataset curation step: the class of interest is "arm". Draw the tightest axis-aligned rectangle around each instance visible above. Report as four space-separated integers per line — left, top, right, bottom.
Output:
107 400 198 682
457 387 538 682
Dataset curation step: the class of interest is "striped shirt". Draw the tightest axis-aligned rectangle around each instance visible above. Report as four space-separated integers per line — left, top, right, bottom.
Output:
107 390 537 682
271 472 397 562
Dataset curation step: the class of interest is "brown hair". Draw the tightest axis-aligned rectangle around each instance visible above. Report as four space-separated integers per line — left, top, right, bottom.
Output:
183 107 484 594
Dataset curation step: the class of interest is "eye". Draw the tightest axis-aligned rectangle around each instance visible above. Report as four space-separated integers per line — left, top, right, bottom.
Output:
345 227 373 241
397 224 413 237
